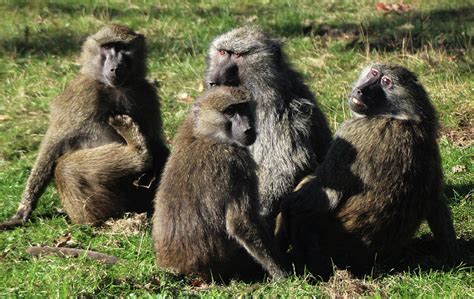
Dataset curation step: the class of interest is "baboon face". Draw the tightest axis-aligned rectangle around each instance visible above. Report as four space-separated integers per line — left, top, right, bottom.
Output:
99 41 133 87
194 87 256 147
349 64 429 121
206 26 281 89
223 101 256 146
81 25 146 87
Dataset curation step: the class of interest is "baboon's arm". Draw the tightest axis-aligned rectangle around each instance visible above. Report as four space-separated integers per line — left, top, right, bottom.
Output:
225 200 289 279
11 128 68 222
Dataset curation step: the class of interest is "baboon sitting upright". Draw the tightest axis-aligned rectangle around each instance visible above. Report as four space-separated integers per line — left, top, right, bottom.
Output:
282 63 460 275
153 86 289 282
3 24 169 226
205 26 332 229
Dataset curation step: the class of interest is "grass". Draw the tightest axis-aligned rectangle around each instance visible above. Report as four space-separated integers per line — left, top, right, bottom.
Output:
0 0 472 297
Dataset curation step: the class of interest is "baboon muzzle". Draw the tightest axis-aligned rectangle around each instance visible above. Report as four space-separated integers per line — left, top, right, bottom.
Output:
208 63 240 88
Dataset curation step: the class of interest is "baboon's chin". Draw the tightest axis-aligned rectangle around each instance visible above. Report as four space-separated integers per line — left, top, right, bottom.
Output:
348 97 368 115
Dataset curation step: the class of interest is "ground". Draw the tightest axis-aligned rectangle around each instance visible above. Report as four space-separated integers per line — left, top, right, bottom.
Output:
0 0 472 297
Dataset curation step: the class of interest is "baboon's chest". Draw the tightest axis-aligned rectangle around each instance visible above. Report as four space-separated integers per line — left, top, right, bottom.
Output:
80 90 140 149
252 108 305 166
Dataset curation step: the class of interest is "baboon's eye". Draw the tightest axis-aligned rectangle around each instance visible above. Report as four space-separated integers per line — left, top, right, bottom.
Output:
224 106 236 117
233 52 242 58
381 76 393 87
370 69 379 77
218 50 227 56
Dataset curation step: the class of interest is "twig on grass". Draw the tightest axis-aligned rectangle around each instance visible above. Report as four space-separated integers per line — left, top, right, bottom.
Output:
0 219 24 231
26 246 120 265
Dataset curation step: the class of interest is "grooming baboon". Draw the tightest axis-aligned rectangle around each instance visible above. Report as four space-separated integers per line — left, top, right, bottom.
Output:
3 25 169 226
282 63 460 275
205 26 332 228
153 86 289 282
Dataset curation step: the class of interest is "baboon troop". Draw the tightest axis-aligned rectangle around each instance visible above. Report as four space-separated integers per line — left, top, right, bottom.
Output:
2 24 460 282
153 87 289 281
2 24 169 226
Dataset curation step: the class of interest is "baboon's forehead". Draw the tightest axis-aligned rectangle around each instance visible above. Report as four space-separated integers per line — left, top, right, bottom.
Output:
370 63 414 77
91 25 140 45
199 88 249 111
360 63 417 83
211 26 272 52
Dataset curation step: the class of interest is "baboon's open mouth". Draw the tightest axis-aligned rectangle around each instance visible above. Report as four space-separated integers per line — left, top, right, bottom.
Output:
351 96 364 107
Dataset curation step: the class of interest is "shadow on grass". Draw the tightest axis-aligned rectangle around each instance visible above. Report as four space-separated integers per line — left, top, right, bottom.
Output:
313 235 473 282
274 5 473 54
383 234 474 275
0 2 130 56
0 2 171 57
0 27 86 57
445 183 474 204
3 2 146 19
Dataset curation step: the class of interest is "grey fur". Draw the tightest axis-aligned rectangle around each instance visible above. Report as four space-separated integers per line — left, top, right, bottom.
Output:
205 26 332 225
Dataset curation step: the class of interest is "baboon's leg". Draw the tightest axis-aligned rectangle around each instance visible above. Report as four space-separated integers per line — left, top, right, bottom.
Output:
426 195 460 264
55 115 152 224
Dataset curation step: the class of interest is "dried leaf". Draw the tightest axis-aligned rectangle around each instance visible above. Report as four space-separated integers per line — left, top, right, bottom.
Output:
176 92 194 104
376 2 391 12
0 115 12 121
197 83 204 92
452 165 466 174
190 277 209 289
246 15 258 23
376 2 412 14
54 233 77 248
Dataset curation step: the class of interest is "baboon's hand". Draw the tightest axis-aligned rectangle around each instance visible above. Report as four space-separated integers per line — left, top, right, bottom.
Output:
108 114 133 130
279 192 315 248
0 206 29 230
269 267 290 280
13 204 33 222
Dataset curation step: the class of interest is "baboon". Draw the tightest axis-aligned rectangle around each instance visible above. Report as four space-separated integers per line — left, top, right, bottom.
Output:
282 63 460 276
153 86 289 282
2 25 169 226
205 26 332 228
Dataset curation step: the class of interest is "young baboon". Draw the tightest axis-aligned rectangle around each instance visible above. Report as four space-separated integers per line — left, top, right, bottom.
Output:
282 63 460 275
153 86 289 282
205 26 332 228
3 24 169 226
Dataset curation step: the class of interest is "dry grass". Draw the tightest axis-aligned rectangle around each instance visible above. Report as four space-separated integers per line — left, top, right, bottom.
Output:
101 212 149 235
321 270 383 298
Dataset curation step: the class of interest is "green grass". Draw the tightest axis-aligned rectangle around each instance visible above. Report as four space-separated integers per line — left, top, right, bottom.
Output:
0 0 473 297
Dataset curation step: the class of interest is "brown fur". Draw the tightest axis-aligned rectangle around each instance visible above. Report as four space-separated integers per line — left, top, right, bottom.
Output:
5 25 169 226
153 86 289 282
282 64 460 276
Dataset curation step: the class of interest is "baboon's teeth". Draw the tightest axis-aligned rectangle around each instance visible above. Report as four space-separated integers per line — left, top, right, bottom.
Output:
351 97 363 106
